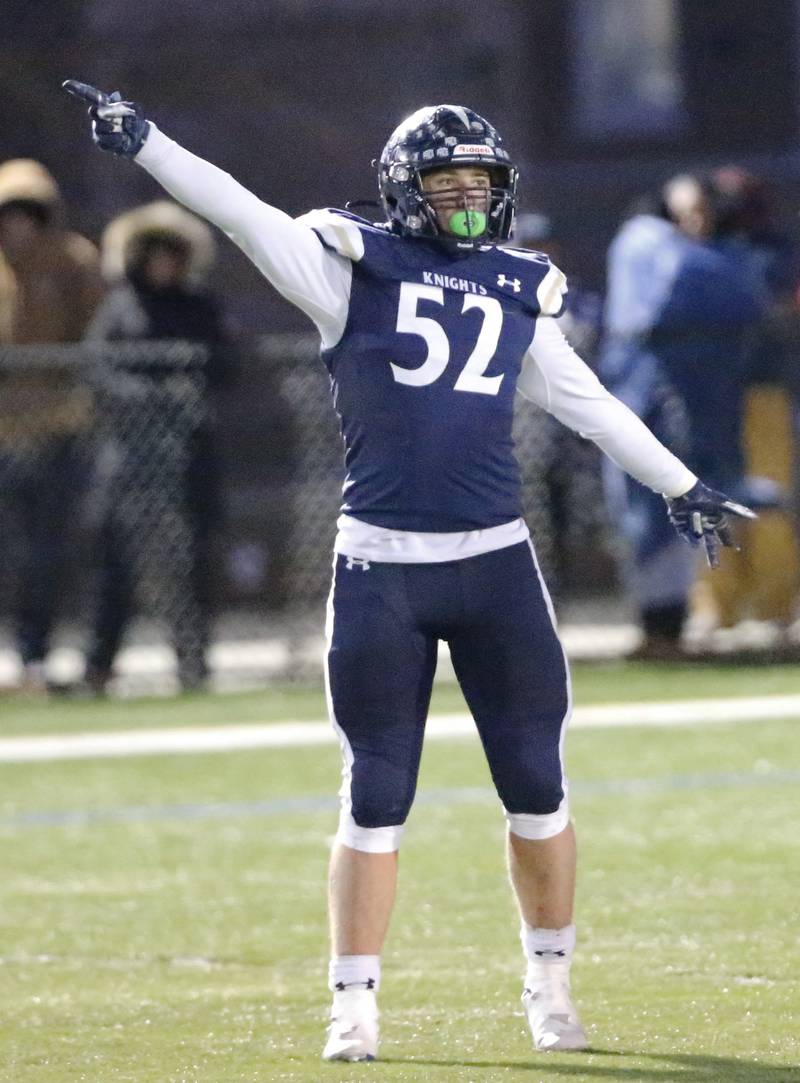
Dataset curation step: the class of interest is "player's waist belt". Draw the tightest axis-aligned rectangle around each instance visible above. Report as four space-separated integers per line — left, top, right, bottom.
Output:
333 514 530 564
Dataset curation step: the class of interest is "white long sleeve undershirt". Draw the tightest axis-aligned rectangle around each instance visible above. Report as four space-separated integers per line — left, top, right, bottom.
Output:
518 319 696 498
136 125 351 347
134 124 695 561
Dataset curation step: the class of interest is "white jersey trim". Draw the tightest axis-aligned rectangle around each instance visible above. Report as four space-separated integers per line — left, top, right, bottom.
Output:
296 208 366 263
334 514 530 564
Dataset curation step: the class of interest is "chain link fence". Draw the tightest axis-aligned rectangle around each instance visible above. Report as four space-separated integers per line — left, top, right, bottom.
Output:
0 342 208 688
0 336 613 690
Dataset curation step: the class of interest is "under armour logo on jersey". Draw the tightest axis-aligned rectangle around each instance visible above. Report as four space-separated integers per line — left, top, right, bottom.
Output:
346 556 371 571
497 274 521 292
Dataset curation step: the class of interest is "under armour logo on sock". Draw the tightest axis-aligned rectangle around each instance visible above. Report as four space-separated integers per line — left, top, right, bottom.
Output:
534 948 566 957
334 978 376 991
346 556 371 571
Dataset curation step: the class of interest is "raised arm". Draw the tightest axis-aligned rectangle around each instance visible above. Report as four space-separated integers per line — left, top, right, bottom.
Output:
62 80 350 347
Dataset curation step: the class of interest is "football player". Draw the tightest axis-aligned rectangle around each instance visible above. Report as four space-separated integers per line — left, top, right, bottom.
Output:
64 82 755 1060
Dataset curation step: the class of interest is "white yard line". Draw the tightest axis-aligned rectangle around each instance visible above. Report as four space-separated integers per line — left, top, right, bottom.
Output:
1 694 799 763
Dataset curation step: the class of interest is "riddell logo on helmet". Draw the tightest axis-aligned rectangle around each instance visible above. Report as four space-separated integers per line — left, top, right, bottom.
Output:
452 144 495 157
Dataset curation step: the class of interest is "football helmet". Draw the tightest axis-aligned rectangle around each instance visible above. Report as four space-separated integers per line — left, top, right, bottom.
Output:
378 104 517 248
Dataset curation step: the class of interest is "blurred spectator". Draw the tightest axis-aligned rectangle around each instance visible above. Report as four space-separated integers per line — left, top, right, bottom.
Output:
712 167 798 306
510 213 607 598
691 167 800 638
0 158 103 692
81 200 233 693
599 173 766 659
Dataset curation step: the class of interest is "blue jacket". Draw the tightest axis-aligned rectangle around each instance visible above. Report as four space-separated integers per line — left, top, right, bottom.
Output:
600 215 765 492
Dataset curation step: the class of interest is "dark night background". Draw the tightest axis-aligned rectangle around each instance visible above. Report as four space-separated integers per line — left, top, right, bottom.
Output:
4 0 800 333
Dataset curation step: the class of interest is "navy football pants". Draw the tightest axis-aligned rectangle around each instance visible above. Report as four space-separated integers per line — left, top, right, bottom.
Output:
325 540 571 833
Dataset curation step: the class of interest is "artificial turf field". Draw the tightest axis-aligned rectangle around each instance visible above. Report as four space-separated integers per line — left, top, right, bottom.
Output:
1 662 798 1082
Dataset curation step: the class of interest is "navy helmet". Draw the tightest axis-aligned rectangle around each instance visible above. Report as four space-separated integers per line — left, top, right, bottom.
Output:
378 104 518 248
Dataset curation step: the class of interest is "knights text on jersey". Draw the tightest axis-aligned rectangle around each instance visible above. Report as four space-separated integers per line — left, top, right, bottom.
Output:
311 209 567 532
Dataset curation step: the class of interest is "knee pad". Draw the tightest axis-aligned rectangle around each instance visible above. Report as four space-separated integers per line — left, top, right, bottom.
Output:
505 799 570 840
336 806 405 853
328 712 414 853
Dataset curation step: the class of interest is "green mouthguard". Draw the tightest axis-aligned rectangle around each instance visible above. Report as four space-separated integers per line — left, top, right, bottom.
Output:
449 209 487 237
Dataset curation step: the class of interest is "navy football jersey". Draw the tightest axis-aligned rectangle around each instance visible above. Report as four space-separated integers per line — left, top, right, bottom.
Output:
305 209 567 532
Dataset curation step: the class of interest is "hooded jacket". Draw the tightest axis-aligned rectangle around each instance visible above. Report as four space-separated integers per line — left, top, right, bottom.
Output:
0 159 103 448
86 200 229 389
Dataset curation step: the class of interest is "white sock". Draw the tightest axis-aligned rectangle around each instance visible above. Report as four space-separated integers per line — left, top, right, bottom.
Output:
521 923 576 984
328 954 381 993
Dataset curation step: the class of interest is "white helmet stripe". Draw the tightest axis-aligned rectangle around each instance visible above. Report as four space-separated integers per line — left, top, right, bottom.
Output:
450 106 472 131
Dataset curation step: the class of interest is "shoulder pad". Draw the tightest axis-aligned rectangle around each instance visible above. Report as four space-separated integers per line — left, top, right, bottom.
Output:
295 208 391 262
502 247 567 316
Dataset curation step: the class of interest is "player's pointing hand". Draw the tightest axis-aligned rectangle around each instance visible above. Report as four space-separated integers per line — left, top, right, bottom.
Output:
665 479 757 569
62 79 150 158
62 80 109 108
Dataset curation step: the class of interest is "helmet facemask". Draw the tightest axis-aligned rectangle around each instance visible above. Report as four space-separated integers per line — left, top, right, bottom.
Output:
378 105 518 249
416 165 515 248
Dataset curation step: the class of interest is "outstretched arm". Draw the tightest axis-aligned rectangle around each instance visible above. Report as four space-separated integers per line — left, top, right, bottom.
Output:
63 80 350 347
134 126 351 345
518 317 695 495
518 318 755 566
